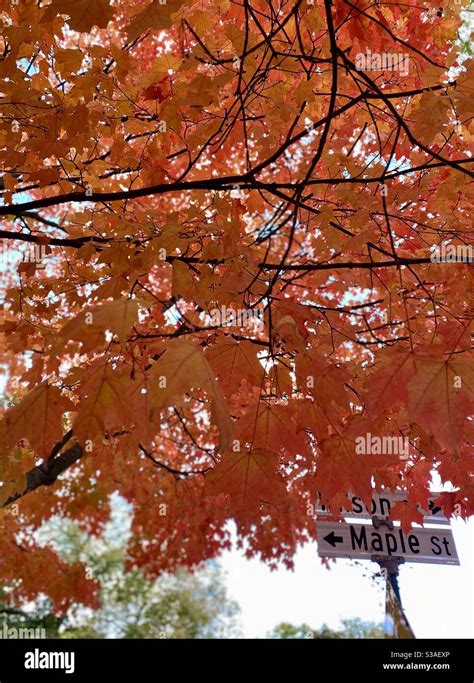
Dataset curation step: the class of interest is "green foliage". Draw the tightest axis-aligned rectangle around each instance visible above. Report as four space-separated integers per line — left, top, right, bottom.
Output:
269 617 384 639
0 598 63 638
1 501 240 639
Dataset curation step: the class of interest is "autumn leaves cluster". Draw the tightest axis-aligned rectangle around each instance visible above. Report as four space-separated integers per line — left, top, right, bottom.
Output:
0 0 472 598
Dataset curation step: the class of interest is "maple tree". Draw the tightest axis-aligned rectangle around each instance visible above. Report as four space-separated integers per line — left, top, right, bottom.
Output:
0 0 472 612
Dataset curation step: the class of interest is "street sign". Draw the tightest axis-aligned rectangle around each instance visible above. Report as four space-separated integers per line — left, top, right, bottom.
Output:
316 490 449 525
317 520 459 565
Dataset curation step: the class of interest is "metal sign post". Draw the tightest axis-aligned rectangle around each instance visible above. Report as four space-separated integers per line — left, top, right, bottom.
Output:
371 515 403 605
370 516 415 638
384 568 416 639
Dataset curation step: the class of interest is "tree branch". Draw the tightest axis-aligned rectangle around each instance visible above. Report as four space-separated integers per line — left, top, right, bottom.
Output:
1 442 83 509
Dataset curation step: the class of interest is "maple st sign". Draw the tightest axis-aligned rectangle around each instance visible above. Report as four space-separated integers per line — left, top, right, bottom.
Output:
317 521 460 565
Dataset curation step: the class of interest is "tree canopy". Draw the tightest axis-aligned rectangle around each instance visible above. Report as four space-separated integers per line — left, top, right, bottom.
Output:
0 0 472 611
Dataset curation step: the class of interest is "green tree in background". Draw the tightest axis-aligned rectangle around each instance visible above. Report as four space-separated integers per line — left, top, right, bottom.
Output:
0 587 64 638
269 618 384 639
458 4 474 56
0 499 240 639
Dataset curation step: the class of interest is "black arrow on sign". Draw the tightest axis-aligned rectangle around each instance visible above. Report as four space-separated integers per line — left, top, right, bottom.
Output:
428 500 442 515
323 531 343 548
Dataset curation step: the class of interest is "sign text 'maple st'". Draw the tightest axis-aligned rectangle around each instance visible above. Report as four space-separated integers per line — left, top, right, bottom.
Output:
316 521 459 565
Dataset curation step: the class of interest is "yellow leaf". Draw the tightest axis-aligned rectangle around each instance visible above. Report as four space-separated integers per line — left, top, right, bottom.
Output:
127 0 188 41
59 297 140 349
73 362 133 445
0 383 72 460
46 0 114 32
149 339 233 451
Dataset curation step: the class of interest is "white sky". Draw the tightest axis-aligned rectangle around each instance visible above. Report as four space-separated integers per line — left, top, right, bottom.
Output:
219 517 473 638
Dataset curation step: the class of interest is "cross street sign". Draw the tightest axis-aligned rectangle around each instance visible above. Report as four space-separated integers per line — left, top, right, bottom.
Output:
317 520 460 565
316 490 449 525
